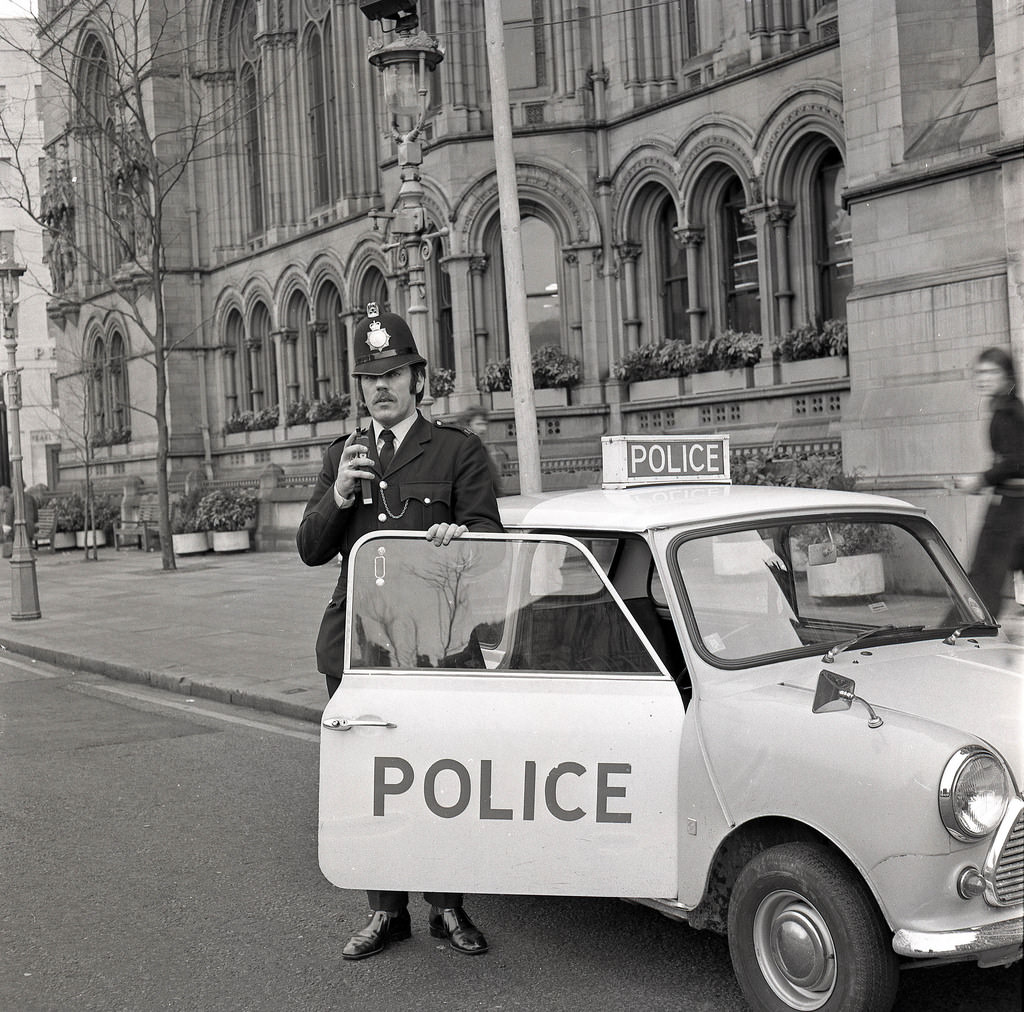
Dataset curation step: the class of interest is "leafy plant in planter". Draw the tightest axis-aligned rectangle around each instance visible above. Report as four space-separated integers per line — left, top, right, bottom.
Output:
91 496 122 536
287 392 352 425
171 486 206 535
772 319 848 362
223 405 280 434
692 330 763 372
479 345 581 392
53 492 85 533
612 340 690 383
430 368 456 398
195 487 258 532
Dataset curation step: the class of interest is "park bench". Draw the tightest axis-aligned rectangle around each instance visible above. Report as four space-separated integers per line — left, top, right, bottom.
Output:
114 504 160 551
31 505 59 553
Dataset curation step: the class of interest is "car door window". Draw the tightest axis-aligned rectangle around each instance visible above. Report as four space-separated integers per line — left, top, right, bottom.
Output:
349 534 666 676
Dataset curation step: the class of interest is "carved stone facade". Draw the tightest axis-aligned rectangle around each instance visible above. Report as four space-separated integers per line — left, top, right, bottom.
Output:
26 0 1022 556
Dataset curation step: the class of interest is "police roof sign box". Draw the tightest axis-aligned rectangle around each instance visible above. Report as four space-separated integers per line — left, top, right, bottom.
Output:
601 434 731 488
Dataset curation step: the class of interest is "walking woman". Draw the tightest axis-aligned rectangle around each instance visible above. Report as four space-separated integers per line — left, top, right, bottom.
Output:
954 346 1024 619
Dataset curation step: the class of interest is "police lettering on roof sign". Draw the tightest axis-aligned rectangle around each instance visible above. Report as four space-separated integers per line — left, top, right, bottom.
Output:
601 434 731 488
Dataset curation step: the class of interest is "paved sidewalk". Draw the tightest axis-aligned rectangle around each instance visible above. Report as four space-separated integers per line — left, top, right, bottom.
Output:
0 547 333 723
0 545 1021 725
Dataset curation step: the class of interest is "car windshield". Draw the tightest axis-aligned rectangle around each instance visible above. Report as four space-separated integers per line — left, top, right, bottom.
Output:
673 515 991 664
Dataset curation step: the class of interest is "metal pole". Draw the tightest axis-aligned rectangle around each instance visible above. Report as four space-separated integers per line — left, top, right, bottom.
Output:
3 311 41 620
482 0 541 494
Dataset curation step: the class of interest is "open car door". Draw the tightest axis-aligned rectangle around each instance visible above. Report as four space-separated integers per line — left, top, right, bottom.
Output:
319 532 684 898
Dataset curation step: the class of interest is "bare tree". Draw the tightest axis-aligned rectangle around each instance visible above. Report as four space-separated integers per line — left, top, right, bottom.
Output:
0 1 252 570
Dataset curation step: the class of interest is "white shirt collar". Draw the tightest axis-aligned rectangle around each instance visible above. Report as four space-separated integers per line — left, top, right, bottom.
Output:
371 411 418 451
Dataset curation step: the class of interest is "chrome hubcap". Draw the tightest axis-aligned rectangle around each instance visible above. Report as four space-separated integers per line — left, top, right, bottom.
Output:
752 889 837 1010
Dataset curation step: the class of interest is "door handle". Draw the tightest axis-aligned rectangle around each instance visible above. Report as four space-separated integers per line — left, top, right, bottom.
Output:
322 717 397 731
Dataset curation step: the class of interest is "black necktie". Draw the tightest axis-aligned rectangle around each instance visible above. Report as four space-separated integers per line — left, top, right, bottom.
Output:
379 429 395 472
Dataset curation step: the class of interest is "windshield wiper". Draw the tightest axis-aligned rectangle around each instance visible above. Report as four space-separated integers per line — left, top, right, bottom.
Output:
822 624 925 663
944 620 1000 645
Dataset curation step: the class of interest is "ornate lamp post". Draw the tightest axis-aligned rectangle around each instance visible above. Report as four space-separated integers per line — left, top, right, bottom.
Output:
0 248 41 620
360 2 445 406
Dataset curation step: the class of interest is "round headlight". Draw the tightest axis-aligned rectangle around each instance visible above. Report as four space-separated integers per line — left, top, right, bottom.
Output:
939 747 1011 842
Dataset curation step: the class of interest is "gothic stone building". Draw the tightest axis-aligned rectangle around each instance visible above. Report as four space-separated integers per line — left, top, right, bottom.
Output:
34 1 1022 556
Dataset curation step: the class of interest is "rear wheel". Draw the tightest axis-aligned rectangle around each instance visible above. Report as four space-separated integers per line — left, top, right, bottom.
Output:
727 842 899 1012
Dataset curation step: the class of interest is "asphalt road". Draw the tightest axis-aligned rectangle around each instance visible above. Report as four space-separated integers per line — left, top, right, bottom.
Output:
1 657 1020 1012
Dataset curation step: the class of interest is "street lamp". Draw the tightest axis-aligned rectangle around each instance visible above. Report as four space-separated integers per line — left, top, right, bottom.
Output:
361 1 446 405
0 248 41 620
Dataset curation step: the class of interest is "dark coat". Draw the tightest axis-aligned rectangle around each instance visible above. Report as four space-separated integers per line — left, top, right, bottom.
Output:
297 413 504 676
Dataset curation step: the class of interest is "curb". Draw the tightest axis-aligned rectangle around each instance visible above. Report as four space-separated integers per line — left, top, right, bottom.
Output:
0 637 322 725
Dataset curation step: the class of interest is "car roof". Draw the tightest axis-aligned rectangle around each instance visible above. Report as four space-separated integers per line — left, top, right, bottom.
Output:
498 482 924 534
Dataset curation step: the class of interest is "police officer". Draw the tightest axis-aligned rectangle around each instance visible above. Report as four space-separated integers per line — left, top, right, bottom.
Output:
297 304 503 961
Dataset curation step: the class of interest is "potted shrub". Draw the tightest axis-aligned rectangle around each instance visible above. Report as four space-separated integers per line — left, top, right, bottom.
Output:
195 487 258 552
429 368 456 399
612 340 690 400
479 345 580 408
170 486 208 555
772 319 849 383
688 330 762 393
52 493 84 549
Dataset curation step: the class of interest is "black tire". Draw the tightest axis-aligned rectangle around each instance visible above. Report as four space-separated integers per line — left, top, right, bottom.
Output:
727 841 900 1012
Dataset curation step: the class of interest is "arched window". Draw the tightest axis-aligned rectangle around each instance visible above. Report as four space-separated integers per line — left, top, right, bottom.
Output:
305 27 331 207
814 150 851 322
316 283 347 397
108 331 129 436
88 337 107 442
250 302 275 410
241 66 264 236
76 35 116 279
227 0 264 238
656 199 689 342
721 177 759 332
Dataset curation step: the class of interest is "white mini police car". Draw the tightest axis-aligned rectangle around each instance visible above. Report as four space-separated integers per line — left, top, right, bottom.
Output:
320 435 1023 1012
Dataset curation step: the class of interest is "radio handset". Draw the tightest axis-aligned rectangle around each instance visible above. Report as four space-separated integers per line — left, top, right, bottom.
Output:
356 427 373 506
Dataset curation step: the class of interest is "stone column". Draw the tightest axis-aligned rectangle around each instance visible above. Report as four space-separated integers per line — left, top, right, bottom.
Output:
223 346 238 416
469 255 490 386
768 202 795 340
311 321 330 400
676 226 706 343
245 334 263 411
616 242 642 351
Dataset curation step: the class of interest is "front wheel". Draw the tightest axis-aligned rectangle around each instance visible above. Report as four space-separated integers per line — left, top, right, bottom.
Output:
727 842 899 1012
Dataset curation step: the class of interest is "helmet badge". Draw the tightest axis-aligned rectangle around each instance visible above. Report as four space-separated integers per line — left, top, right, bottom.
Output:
364 302 390 352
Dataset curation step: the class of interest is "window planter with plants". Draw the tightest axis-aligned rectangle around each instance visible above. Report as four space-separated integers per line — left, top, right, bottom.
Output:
771 319 849 384
613 331 763 399
285 392 352 435
223 405 280 443
479 345 580 409
686 330 762 393
170 486 209 555
195 487 258 553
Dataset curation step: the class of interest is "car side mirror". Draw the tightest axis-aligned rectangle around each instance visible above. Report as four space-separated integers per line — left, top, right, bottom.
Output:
812 669 884 728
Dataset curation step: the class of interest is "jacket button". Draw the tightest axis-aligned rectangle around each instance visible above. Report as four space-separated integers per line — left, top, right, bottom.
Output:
380 480 388 490
378 513 387 522
424 497 431 504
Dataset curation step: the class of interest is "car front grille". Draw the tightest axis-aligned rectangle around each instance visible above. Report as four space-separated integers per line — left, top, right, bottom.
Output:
990 802 1024 906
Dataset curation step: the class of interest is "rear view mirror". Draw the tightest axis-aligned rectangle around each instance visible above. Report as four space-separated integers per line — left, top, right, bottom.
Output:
807 541 837 567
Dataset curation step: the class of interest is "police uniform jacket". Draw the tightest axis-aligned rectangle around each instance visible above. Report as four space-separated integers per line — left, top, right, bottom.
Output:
297 412 504 676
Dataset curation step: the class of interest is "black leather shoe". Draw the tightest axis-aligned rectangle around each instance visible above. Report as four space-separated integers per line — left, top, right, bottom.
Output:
342 909 412 961
428 905 489 955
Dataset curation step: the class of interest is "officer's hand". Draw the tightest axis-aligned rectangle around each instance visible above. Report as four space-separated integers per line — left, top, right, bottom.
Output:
425 522 468 546
334 431 376 501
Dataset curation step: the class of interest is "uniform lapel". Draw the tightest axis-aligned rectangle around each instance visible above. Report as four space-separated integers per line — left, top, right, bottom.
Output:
386 413 430 475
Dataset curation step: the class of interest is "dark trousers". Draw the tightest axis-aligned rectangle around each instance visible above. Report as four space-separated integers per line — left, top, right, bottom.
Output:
968 494 1024 619
324 676 466 915
368 890 464 914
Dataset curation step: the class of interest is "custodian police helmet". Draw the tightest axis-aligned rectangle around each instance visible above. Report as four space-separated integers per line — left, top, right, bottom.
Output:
352 303 426 376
